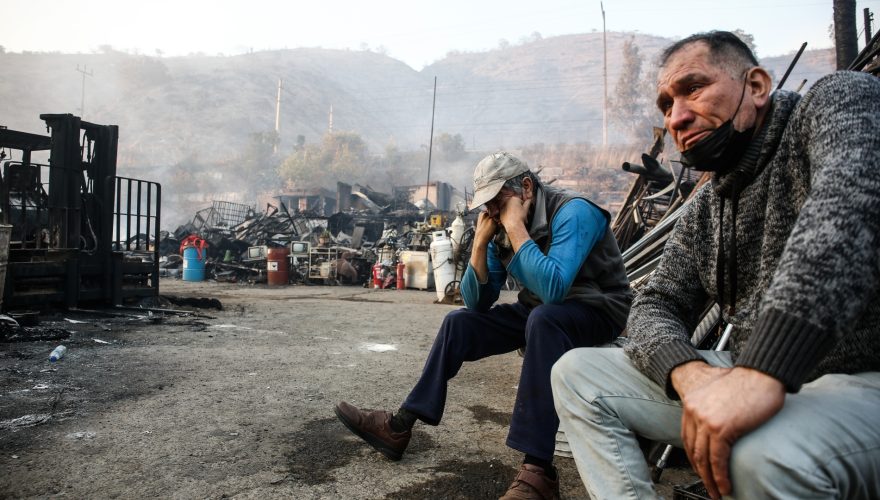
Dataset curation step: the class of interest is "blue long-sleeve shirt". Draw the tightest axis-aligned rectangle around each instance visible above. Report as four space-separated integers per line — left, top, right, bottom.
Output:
461 199 607 311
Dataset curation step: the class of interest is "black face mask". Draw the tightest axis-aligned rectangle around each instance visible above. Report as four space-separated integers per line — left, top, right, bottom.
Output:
679 77 755 174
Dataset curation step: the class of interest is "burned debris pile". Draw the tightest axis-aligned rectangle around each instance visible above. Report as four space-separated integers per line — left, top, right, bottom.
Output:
611 128 708 289
160 194 475 298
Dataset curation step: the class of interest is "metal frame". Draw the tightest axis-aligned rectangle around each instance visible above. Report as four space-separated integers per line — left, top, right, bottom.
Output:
0 115 160 309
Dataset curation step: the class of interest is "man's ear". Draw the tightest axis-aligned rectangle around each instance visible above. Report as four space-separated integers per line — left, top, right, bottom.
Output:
522 177 534 200
747 67 772 110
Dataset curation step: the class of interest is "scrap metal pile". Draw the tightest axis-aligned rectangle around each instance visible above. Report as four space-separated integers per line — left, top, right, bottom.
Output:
610 128 725 364
159 200 464 287
611 128 709 289
850 29 880 75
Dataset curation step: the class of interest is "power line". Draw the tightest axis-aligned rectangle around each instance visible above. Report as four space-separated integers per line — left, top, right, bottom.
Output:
75 64 93 118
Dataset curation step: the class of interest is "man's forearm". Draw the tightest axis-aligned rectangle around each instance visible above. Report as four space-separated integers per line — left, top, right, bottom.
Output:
469 241 490 283
504 222 531 255
670 360 722 399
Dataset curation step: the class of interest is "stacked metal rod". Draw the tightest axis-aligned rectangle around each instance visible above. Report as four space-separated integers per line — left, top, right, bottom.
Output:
611 134 708 289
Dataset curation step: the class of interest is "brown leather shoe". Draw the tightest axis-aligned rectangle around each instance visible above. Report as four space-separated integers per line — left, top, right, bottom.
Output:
499 464 560 500
334 401 411 461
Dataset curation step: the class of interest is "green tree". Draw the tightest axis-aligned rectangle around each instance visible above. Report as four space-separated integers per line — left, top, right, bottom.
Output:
240 131 281 191
435 132 466 162
610 37 656 144
732 29 758 56
279 131 369 188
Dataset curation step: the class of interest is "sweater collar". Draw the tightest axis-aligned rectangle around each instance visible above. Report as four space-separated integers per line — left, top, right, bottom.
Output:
713 89 801 198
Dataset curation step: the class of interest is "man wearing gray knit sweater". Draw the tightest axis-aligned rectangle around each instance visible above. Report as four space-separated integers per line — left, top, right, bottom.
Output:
551 31 880 500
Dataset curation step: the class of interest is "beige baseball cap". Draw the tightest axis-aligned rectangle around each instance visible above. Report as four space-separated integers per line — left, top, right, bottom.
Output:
469 152 530 209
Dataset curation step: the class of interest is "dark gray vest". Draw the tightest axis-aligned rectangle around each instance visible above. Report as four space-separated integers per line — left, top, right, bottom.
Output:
516 185 633 330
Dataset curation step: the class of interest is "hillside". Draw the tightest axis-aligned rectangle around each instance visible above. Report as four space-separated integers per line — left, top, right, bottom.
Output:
1 33 835 224
1 48 432 166
423 32 671 147
2 33 834 163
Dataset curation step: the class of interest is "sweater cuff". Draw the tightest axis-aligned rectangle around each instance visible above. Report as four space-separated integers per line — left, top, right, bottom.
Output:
735 308 834 393
646 340 705 399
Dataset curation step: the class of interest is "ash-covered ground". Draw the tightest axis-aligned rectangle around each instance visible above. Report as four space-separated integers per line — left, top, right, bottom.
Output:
0 279 694 499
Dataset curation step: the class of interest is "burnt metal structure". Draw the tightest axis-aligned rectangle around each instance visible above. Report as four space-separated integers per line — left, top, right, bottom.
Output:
0 114 160 309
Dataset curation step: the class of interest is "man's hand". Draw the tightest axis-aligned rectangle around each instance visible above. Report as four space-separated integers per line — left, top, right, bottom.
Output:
469 212 498 282
498 196 532 252
677 366 785 499
473 212 498 249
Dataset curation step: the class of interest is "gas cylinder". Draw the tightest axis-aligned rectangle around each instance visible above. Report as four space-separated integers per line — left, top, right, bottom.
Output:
396 262 406 290
429 231 455 301
449 213 466 257
372 262 384 289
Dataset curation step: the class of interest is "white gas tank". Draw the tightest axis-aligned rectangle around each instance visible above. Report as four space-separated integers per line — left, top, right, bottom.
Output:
429 231 455 301
448 214 466 256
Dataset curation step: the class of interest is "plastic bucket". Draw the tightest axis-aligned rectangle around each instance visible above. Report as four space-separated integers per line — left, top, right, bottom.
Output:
267 247 290 286
182 246 206 282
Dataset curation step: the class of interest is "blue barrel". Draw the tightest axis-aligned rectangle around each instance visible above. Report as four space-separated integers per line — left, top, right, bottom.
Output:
182 246 206 282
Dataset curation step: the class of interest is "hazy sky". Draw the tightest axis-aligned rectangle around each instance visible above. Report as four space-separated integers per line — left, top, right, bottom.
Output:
4 0 879 69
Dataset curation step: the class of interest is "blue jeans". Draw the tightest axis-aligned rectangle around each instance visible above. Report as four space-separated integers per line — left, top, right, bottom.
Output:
551 347 880 499
402 301 618 461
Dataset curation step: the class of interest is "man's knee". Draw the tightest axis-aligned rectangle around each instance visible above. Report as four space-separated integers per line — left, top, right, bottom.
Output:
728 437 793 497
441 308 475 328
550 349 581 397
438 308 480 341
551 348 622 401
557 346 628 374
525 304 560 329
524 304 570 345
552 348 588 383
728 431 823 499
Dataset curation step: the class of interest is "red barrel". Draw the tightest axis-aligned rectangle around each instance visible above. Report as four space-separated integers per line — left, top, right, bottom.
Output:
267 247 290 286
396 262 406 290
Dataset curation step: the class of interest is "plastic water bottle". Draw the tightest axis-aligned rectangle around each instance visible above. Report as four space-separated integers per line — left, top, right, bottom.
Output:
49 345 67 362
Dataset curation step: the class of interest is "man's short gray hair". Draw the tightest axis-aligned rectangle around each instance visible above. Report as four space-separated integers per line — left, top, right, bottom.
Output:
660 30 759 79
503 171 541 194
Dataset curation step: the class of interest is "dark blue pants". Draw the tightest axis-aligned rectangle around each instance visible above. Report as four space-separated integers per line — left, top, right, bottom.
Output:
402 301 618 461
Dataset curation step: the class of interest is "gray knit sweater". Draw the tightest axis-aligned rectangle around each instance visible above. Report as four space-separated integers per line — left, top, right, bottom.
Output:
624 71 880 395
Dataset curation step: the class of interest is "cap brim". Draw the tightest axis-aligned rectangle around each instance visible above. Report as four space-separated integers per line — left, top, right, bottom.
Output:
469 180 505 210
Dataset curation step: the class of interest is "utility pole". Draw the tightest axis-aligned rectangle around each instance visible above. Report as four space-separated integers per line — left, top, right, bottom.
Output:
424 76 437 220
328 105 334 134
865 8 874 45
274 78 282 154
601 2 608 147
834 0 858 69
75 65 93 118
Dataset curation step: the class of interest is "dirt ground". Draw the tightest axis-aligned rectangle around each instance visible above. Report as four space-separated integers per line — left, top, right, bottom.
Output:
0 278 696 499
